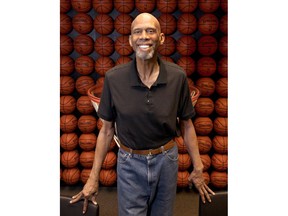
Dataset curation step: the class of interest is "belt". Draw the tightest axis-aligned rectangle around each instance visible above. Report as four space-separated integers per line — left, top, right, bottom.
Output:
119 139 175 156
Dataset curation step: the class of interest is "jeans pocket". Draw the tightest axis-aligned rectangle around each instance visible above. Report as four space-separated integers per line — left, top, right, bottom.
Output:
117 149 130 164
164 146 179 162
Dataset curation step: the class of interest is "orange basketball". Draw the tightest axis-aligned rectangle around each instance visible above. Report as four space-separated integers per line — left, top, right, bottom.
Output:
177 170 190 188
196 56 216 77
213 117 228 136
77 95 94 114
115 35 133 56
219 14 228 35
211 153 228 171
60 114 78 133
115 56 132 66
114 13 133 35
79 150 95 168
157 0 177 13
80 168 91 184
94 36 114 56
210 171 227 188
95 56 115 76
94 14 114 35
60 13 72 35
178 0 198 13
99 169 117 186
195 77 215 97
161 56 174 63
135 0 156 12
158 13 177 35
60 35 73 56
217 57 228 77
72 13 93 34
219 35 228 56
215 77 228 97
197 35 218 56
75 75 95 95
212 135 228 154
177 56 195 77
62 168 81 185
220 0 228 12
197 135 212 154
176 35 196 56
198 13 219 35
61 150 79 168
200 154 211 171
214 97 228 117
109 139 117 151
158 36 176 56
174 136 187 154
75 55 94 75
60 56 74 76
102 151 117 169
193 117 213 136
114 0 135 13
78 115 97 133
60 95 76 114
92 0 113 13
202 171 210 185
74 34 94 55
71 0 92 13
178 153 192 171
79 133 97 151
60 0 71 13
195 97 214 116
60 133 79 151
198 0 220 13
177 13 197 35
96 118 103 130
60 76 75 95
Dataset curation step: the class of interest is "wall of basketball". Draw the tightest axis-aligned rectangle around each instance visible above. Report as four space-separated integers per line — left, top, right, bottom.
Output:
60 0 228 190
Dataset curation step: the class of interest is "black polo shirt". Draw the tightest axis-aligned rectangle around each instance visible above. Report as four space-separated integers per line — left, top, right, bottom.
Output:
97 57 195 150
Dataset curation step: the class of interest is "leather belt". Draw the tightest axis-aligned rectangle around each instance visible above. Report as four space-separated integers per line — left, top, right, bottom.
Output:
119 139 175 156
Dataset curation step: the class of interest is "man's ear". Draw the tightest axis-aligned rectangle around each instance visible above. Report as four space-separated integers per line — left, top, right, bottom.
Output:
129 35 133 47
159 33 165 45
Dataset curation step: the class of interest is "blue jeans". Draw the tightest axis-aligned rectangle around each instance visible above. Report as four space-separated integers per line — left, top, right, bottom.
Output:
117 144 179 216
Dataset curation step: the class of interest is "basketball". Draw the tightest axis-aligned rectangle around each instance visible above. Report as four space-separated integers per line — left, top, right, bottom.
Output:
219 35 228 56
177 13 197 35
62 168 81 185
78 115 97 133
60 13 72 35
220 0 228 12
197 35 218 56
72 13 93 34
197 136 212 154
210 171 227 188
94 36 114 56
60 95 76 114
161 56 174 63
157 0 177 13
94 14 114 35
114 35 133 56
80 168 91 184
60 133 79 151
61 150 79 168
195 77 215 97
178 0 198 13
109 139 117 151
194 97 214 116
158 13 177 35
215 77 228 97
174 136 187 154
197 56 216 77
60 35 73 56
158 36 176 56
200 154 211 171
74 34 94 55
102 151 117 169
176 56 195 76
100 169 117 186
214 97 228 117
77 95 94 114
187 77 194 87
212 135 228 154
79 150 95 168
60 76 75 95
114 13 133 35
176 35 196 56
135 0 156 12
219 14 228 35
75 75 95 95
217 57 228 77
96 118 103 130
75 55 94 75
198 13 219 35
115 56 132 66
211 153 228 172
60 55 74 76
193 117 213 136
60 114 78 133
214 117 228 136
202 171 210 185
71 0 92 13
60 0 71 13
95 56 115 76
198 0 220 13
92 0 113 13
177 170 190 188
114 0 135 13
79 133 97 151
178 153 192 171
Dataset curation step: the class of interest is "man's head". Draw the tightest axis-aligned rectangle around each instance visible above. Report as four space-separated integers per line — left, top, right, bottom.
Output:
129 13 165 61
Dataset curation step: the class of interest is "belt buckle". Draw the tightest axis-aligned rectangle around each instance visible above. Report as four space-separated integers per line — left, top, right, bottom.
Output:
148 149 153 156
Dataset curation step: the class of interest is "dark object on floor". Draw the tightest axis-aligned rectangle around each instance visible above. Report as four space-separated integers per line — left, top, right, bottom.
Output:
198 190 227 216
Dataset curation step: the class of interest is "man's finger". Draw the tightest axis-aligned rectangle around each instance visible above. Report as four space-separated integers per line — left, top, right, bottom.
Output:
91 194 98 206
82 198 88 214
70 192 83 203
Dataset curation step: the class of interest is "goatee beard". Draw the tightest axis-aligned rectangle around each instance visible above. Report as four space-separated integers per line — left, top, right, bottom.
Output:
136 49 155 60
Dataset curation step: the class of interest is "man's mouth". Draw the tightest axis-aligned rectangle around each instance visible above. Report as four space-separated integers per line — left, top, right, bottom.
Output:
138 45 151 50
